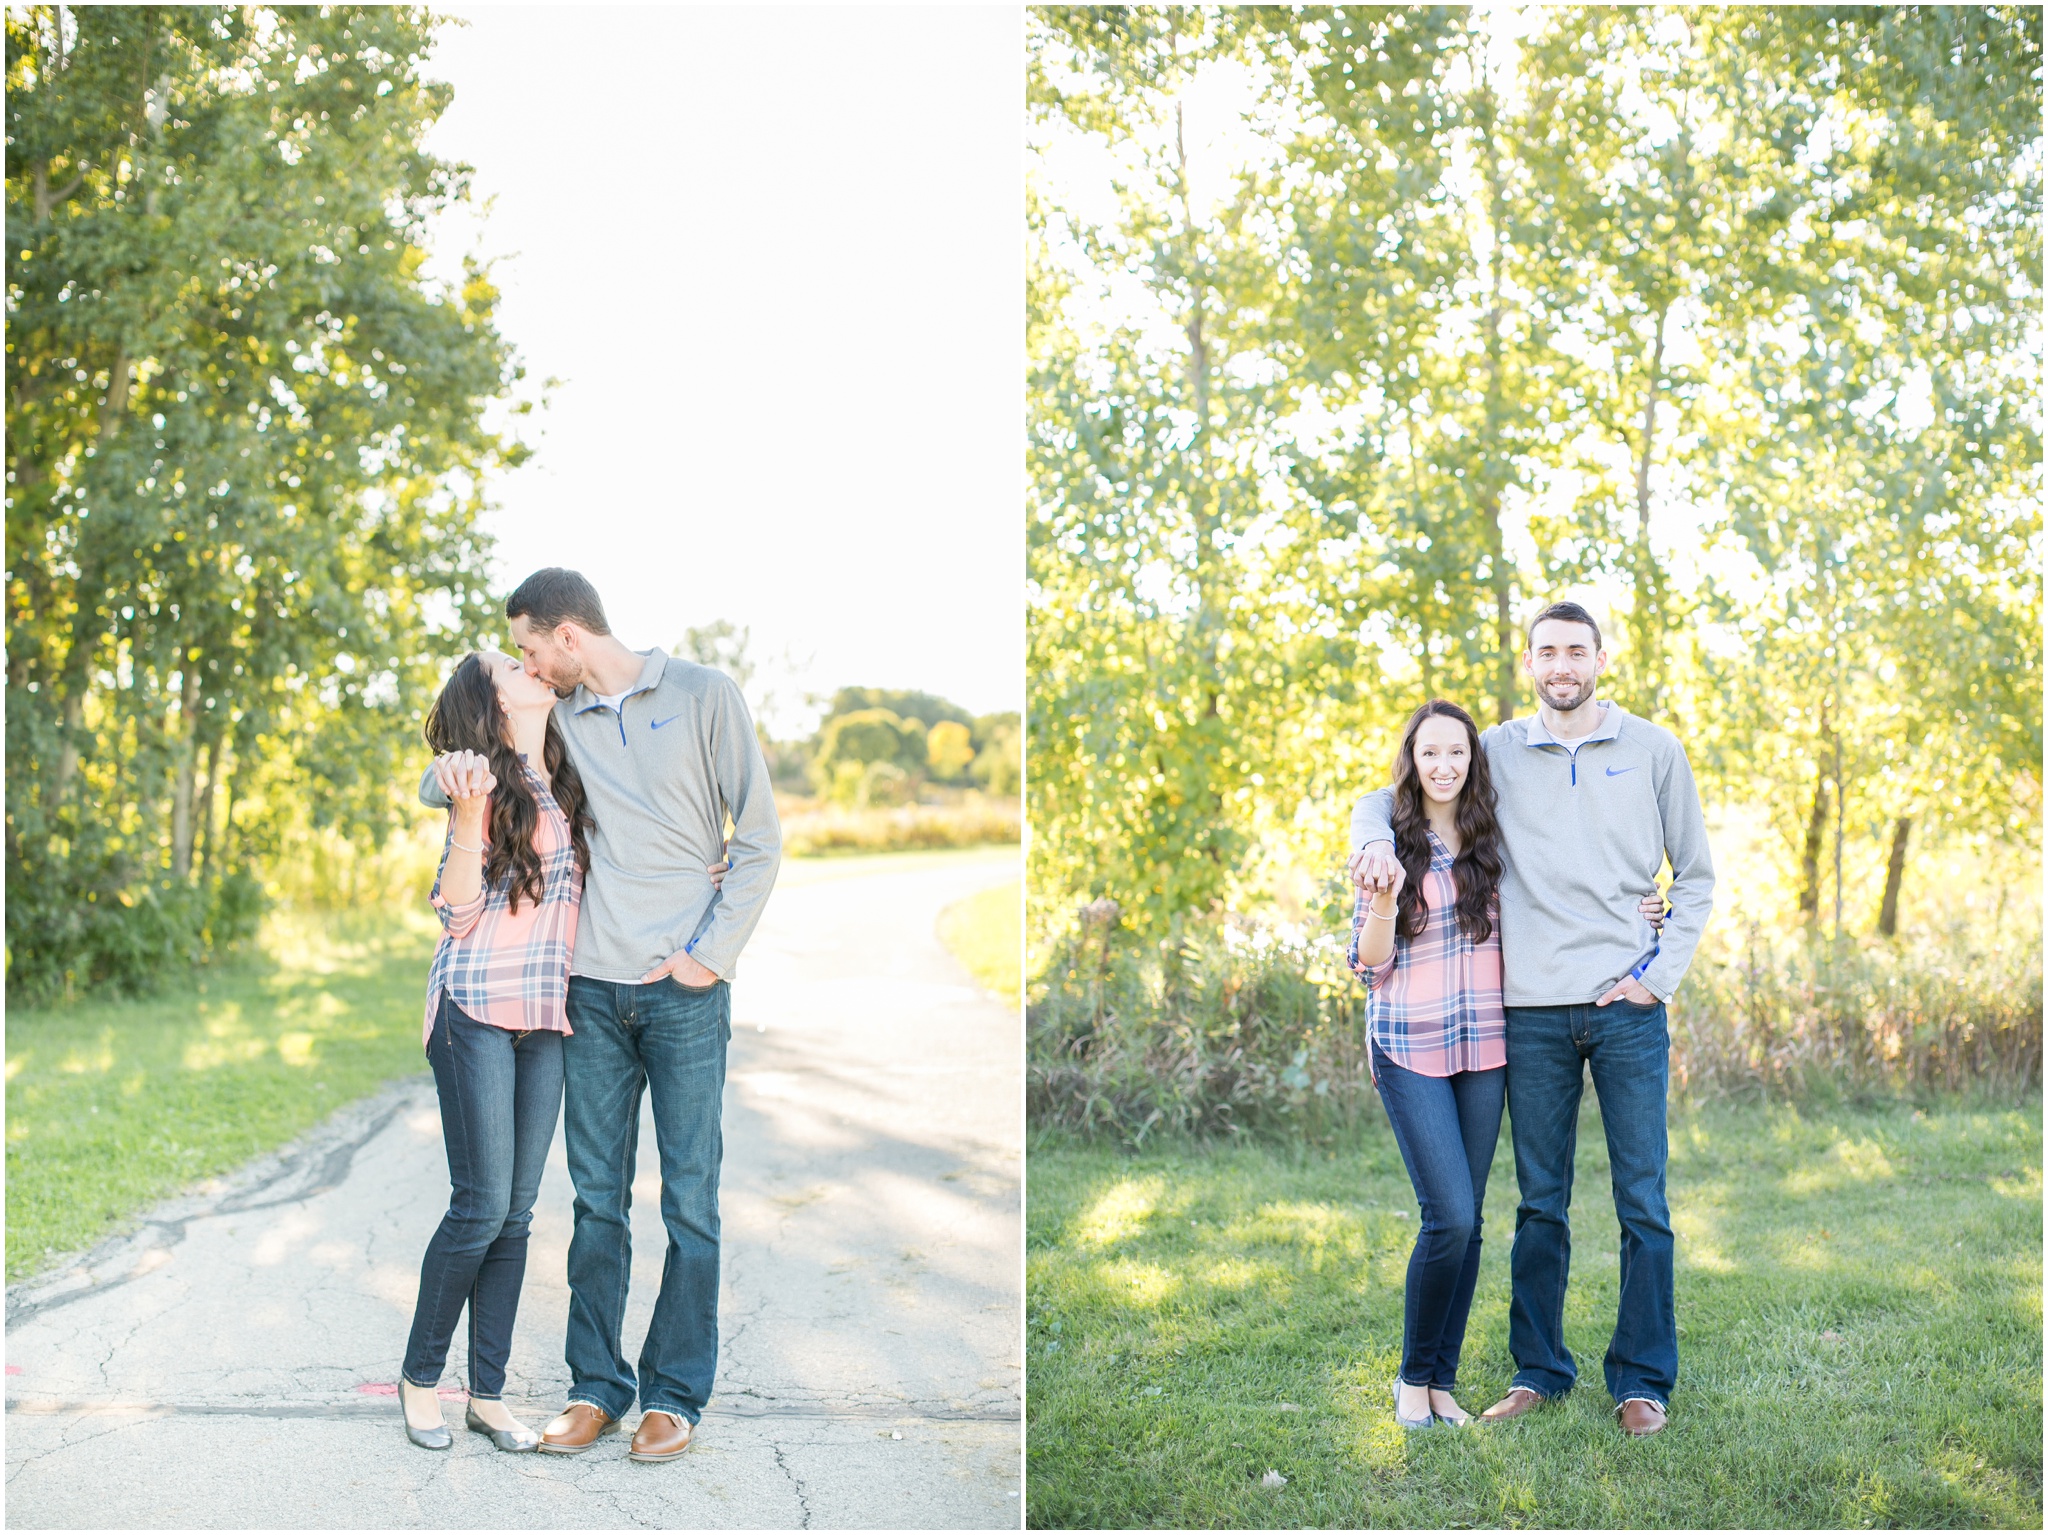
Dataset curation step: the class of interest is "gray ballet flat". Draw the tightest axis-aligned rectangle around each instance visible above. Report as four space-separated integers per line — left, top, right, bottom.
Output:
400 1390 452 1451
1392 1382 1435 1431
466 1405 541 1452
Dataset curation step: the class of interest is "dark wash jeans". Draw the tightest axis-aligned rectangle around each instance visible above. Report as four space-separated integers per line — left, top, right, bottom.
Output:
561 975 730 1425
402 995 564 1399
1504 999 1676 1408
1371 1044 1506 1389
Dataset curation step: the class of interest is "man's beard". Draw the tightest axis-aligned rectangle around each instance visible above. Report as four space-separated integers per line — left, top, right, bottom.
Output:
1539 674 1597 712
542 658 585 697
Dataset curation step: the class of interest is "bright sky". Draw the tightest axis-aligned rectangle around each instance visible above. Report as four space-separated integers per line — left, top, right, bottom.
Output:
421 6 1020 731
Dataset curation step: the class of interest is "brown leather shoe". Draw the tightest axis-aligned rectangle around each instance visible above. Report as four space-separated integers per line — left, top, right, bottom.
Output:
538 1402 618 1454
1478 1386 1545 1422
628 1409 695 1462
1618 1398 1667 1437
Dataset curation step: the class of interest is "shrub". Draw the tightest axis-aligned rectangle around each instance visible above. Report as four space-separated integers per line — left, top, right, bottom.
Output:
1028 904 2044 1146
810 708 929 800
1028 906 1375 1145
972 714 1021 795
4 849 267 1006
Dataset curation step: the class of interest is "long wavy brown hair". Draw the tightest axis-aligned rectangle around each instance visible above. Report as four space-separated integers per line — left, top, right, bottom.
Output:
423 653 593 912
1388 699 1504 943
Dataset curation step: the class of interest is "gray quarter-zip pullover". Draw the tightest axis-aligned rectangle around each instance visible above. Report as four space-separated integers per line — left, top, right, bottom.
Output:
422 648 781 983
1349 702 1714 1007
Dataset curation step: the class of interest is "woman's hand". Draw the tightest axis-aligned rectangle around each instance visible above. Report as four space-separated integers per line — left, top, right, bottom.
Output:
1638 889 1668 929
1351 856 1405 972
433 751 493 912
708 843 732 890
1348 841 1401 896
433 750 497 816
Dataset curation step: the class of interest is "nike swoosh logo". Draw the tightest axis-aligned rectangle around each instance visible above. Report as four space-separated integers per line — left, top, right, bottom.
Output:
650 713 687 730
1606 766 1639 777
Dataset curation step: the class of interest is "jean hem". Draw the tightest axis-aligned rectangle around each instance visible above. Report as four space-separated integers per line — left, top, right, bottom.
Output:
1509 1377 1560 1400
1614 1392 1669 1410
640 1401 700 1425
399 1372 441 1391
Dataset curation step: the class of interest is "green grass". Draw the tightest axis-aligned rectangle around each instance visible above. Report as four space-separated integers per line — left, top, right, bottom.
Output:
5 905 442 1280
940 878 1023 1006
1027 1097 2043 1529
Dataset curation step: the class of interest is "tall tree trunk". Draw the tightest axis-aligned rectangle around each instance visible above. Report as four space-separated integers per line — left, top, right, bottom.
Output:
219 723 242 869
100 346 130 439
170 664 202 879
1797 771 1829 920
1477 104 1515 726
1876 815 1910 937
48 347 130 808
1175 101 1214 551
47 581 101 810
1631 305 1669 712
193 729 223 881
1172 99 1229 855
1831 726 1846 939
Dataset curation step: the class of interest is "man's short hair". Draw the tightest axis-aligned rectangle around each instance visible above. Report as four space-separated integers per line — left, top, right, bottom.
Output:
506 568 611 636
1525 600 1602 652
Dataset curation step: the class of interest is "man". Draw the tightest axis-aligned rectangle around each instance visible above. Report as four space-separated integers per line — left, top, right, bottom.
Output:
1348 600 1713 1438
422 568 781 1461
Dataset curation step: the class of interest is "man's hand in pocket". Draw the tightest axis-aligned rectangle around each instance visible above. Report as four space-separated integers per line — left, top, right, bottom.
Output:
642 949 720 988
1595 976 1658 1007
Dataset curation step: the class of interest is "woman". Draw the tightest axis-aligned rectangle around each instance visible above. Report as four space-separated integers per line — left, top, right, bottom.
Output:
1350 699 1660 1430
398 651 593 1453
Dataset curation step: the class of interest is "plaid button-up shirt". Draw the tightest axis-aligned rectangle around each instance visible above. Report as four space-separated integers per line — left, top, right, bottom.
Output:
421 763 583 1048
1348 828 1506 1077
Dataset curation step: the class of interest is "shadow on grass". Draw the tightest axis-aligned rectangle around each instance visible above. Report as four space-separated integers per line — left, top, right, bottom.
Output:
1027 1094 2042 1529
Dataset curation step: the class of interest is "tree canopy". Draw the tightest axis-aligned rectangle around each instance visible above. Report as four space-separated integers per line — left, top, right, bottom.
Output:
1027 4 2041 945
5 5 522 996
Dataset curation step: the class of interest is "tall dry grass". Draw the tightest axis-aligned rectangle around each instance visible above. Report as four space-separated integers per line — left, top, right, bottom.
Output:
1027 904 2042 1147
778 792 1019 857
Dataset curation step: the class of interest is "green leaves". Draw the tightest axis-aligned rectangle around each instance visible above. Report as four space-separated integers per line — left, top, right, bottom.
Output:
6 6 518 997
1027 4 2040 948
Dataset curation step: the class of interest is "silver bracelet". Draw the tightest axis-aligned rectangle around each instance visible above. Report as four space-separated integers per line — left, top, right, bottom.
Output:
1364 906 1396 922
450 837 482 853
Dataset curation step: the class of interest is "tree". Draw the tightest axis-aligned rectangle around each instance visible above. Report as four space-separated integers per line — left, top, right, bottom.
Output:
5 5 521 997
926 719 975 780
1026 3 2040 949
1687 5 2041 934
810 708 928 804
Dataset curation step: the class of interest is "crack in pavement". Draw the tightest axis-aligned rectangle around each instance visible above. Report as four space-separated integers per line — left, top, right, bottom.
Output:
770 1441 814 1530
7 857 1022 1529
7 1087 419 1327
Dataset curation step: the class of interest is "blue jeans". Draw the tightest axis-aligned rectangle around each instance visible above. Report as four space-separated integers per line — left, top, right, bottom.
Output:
561 975 730 1425
1372 1044 1506 1389
1504 1000 1676 1407
403 996 564 1400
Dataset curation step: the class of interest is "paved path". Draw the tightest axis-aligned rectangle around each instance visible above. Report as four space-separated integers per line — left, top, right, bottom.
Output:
6 849 1022 1530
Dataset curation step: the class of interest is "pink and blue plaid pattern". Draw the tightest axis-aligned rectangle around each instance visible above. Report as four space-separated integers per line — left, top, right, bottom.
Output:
1349 828 1506 1077
421 764 583 1047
